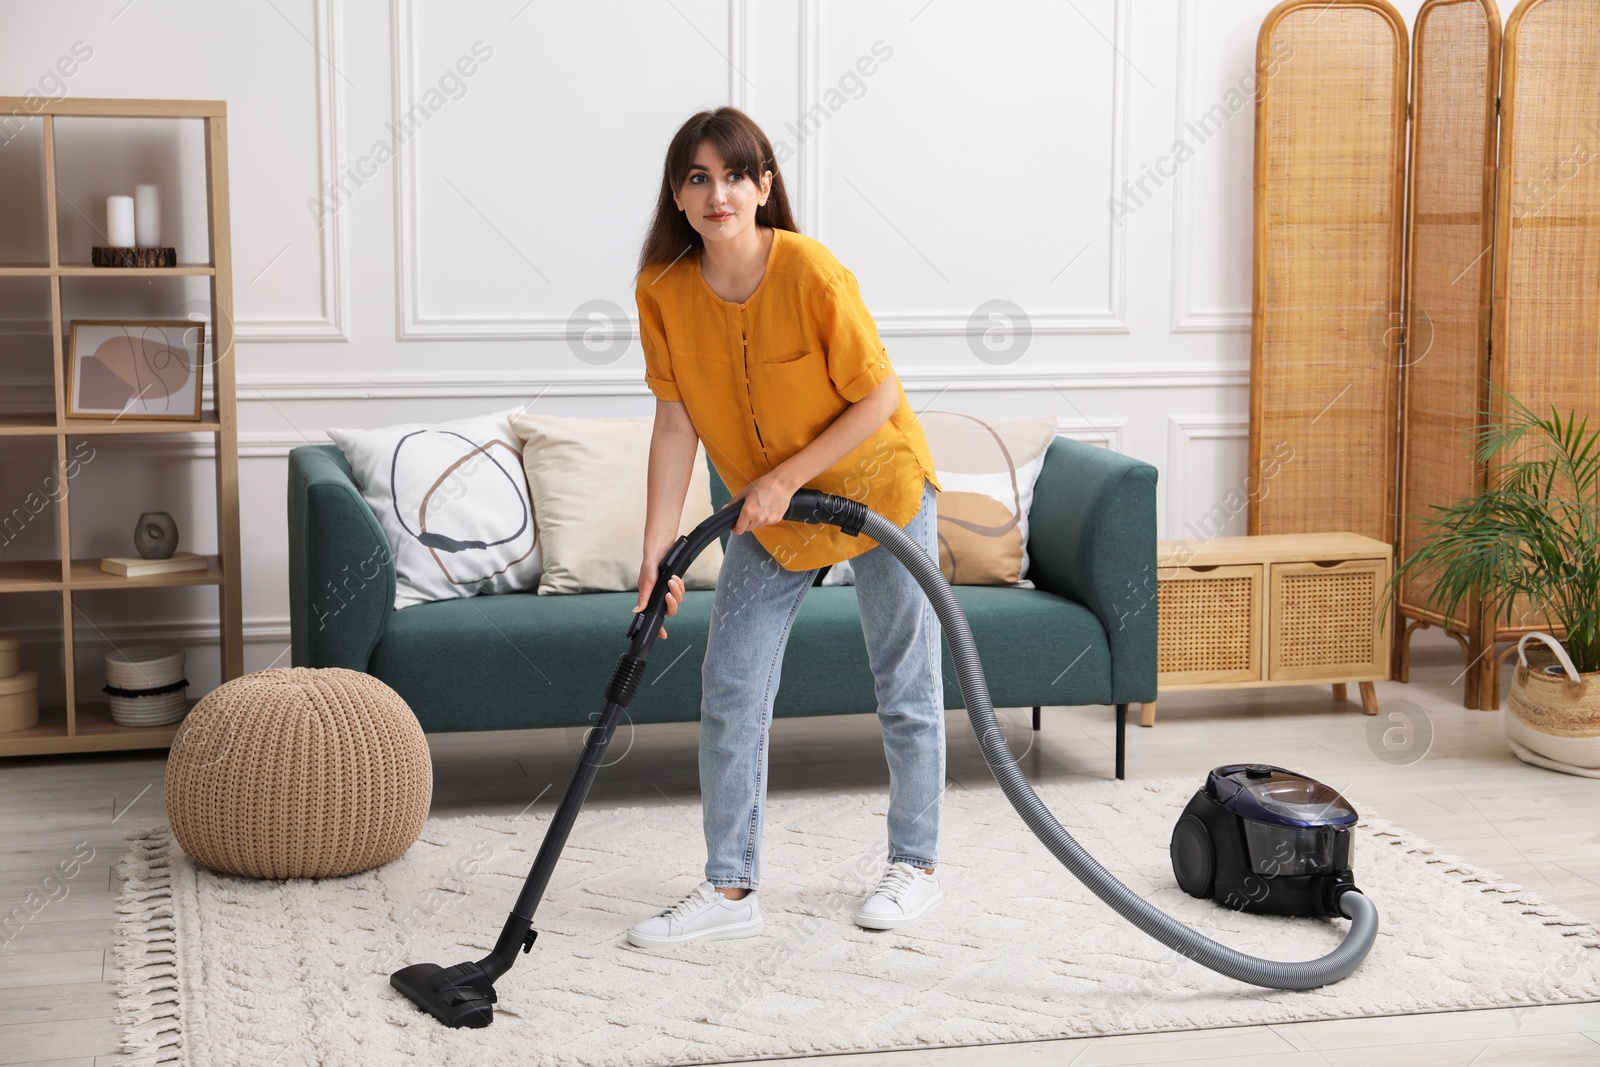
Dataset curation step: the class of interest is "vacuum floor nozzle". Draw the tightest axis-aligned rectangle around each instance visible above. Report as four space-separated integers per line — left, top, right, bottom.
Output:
390 962 498 1029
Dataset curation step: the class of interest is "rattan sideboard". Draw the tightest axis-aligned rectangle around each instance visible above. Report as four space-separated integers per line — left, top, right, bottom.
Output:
1143 533 1393 726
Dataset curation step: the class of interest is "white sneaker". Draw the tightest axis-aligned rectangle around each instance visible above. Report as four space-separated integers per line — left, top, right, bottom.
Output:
855 862 943 930
626 881 763 948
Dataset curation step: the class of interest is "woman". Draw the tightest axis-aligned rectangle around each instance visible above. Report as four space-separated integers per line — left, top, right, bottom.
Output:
627 107 945 948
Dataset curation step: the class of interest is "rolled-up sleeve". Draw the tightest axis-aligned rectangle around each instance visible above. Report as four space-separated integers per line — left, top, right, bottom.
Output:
815 268 892 403
636 278 681 402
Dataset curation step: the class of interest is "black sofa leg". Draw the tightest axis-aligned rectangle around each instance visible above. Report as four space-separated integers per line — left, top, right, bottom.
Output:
1032 706 1041 732
1115 703 1127 781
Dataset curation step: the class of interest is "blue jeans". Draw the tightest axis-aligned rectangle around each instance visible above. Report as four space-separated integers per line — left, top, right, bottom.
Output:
699 480 945 889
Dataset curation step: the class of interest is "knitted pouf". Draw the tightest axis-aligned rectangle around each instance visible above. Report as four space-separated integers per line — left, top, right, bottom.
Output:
165 667 432 879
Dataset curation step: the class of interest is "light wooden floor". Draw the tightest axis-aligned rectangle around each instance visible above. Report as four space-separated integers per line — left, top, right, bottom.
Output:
2 630 1598 1066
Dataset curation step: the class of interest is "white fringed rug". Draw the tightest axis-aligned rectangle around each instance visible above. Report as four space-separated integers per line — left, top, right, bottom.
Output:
115 777 1600 1066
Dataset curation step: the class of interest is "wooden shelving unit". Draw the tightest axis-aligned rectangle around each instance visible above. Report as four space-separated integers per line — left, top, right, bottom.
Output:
0 98 241 758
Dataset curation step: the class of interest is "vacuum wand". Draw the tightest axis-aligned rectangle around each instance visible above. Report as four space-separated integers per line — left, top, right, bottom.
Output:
390 493 792 1028
392 489 1378 1029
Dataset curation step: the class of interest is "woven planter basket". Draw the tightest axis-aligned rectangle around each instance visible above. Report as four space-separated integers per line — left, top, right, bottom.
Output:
1505 633 1600 778
165 667 432 878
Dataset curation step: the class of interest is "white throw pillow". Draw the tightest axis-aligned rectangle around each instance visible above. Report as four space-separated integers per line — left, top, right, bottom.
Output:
327 408 541 610
509 413 724 595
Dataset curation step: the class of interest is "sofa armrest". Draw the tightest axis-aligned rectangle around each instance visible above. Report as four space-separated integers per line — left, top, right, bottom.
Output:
287 445 395 670
1026 437 1159 703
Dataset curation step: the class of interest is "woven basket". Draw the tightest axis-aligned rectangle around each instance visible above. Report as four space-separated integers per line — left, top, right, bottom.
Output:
111 691 189 727
106 645 184 687
106 645 188 727
165 667 432 878
1505 633 1600 777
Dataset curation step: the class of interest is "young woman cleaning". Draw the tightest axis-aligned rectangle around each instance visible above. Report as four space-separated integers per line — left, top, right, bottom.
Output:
626 107 947 948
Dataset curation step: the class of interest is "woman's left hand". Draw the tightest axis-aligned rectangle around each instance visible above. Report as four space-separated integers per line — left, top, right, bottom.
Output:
727 471 795 534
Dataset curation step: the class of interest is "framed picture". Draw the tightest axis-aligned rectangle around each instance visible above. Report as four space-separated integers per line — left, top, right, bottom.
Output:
66 320 206 421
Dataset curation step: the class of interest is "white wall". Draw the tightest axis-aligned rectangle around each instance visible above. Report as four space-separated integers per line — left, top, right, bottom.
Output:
0 0 1437 695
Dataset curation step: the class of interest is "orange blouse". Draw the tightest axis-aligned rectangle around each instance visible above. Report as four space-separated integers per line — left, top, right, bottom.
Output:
636 226 939 570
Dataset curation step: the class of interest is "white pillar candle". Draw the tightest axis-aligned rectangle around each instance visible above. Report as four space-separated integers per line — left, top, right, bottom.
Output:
106 195 135 247
133 184 161 246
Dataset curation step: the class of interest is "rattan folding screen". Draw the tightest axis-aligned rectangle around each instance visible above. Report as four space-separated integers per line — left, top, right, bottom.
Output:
1251 0 1600 710
1396 0 1501 709
1249 0 1408 547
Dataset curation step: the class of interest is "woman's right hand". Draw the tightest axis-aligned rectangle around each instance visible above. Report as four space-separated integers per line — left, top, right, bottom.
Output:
635 554 686 639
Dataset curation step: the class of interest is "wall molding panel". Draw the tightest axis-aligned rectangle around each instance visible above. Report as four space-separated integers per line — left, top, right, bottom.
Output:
788 0 1124 338
234 0 350 342
1169 0 1252 335
1164 413 1249 535
393 0 750 341
1057 415 1129 452
0 361 1232 409
798 0 1131 338
793 0 822 235
728 0 750 110
233 360 1248 404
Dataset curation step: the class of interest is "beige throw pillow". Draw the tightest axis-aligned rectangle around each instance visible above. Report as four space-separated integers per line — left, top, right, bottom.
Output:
509 414 724 595
920 412 1059 586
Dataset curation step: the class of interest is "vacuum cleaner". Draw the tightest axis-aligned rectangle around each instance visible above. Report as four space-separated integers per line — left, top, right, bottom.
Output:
392 491 1379 1028
1171 764 1360 919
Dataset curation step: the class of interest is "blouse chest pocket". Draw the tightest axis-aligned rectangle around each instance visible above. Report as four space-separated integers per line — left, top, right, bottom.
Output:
748 350 840 459
756 347 817 366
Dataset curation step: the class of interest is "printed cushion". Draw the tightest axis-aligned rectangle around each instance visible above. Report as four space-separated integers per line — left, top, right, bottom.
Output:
824 412 1057 587
328 408 540 610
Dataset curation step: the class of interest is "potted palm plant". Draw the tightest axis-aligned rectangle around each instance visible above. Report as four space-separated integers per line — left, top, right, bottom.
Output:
1390 396 1600 776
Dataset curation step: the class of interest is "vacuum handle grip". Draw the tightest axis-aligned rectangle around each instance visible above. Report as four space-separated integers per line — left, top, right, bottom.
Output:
628 500 745 644
784 489 868 535
628 489 866 644
650 488 860 596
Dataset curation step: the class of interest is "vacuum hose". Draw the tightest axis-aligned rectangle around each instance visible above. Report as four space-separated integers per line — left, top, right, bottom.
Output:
392 490 1377 1029
808 493 1379 991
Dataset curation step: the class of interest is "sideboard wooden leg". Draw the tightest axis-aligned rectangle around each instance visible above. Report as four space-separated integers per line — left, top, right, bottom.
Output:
1139 701 1156 727
1359 681 1378 716
1332 683 1348 703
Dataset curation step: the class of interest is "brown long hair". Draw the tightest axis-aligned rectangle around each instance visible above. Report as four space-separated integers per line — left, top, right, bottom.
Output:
636 107 800 278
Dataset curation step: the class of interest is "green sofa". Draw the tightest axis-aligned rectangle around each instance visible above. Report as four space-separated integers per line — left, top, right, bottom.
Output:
287 437 1158 778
